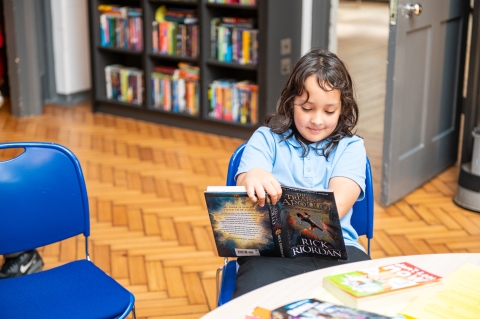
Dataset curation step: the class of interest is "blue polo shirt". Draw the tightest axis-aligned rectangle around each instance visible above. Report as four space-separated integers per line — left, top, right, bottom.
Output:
237 126 366 251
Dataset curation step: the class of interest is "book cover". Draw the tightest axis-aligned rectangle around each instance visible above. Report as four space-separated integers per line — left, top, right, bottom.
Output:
204 185 348 260
323 262 443 309
271 298 393 319
399 263 480 319
205 188 278 257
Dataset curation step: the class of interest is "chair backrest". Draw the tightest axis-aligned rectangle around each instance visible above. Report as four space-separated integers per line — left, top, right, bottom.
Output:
0 142 90 255
351 157 374 240
226 142 374 244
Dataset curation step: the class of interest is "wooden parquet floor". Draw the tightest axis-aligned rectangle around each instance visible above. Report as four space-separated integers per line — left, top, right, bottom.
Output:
1 3 480 318
2 100 480 318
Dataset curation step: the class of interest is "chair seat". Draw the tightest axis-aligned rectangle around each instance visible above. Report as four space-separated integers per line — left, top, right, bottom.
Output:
0 259 134 319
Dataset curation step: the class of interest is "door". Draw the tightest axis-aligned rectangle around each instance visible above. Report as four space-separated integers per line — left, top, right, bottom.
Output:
381 0 470 205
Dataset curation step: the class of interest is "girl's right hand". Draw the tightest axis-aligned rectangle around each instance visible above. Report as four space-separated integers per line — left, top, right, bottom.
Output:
236 168 282 207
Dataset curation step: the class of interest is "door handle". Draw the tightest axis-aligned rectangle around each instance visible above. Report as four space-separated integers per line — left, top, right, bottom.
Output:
402 3 422 18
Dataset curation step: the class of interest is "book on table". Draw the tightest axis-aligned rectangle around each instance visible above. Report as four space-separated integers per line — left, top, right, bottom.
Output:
399 263 480 319
270 298 394 319
204 185 348 260
322 262 443 309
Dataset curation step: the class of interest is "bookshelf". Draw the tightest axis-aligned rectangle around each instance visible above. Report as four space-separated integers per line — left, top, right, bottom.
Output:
88 0 302 139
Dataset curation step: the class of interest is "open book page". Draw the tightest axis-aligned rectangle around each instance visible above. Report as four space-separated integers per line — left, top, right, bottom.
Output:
400 263 480 319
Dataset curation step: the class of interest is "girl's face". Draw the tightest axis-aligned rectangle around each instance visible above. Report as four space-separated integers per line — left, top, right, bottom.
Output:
293 75 341 143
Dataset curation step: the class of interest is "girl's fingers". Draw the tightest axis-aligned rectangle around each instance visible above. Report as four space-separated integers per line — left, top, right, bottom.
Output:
246 185 258 203
255 183 267 207
264 179 282 205
272 179 283 204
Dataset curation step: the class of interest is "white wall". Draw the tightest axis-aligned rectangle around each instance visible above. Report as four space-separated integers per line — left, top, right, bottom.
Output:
51 0 91 95
301 0 313 56
329 0 338 53
302 0 338 55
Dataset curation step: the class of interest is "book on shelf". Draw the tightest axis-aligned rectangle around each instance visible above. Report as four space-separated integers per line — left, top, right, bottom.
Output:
322 262 443 310
98 6 143 51
152 6 198 57
204 185 348 260
105 65 143 105
210 17 258 64
151 63 199 114
399 263 480 319
270 298 394 319
208 79 258 124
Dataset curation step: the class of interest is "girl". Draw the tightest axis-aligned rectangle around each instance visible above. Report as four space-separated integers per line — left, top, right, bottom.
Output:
233 48 370 298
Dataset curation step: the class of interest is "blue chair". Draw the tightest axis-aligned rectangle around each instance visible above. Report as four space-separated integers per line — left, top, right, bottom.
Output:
216 142 374 306
0 142 136 319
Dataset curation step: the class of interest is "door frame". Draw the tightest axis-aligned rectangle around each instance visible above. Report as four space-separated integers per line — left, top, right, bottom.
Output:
461 0 480 164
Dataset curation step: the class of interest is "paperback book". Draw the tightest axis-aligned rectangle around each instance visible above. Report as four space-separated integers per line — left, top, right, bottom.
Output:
323 262 443 309
204 185 348 260
270 298 393 319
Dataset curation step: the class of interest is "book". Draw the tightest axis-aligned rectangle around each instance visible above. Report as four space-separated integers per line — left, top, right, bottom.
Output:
399 263 480 319
270 298 393 319
204 185 348 260
244 307 271 319
323 262 443 309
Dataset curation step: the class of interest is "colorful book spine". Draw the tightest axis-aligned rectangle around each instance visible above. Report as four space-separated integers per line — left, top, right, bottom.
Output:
98 6 143 51
210 17 258 64
104 65 143 105
150 63 199 115
208 79 258 124
152 6 198 57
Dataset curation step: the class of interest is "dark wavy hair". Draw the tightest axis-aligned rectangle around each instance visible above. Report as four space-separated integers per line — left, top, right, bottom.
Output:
264 48 359 159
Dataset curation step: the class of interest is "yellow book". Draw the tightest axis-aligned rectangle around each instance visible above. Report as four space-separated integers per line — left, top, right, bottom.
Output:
400 263 480 319
250 89 258 125
242 30 250 64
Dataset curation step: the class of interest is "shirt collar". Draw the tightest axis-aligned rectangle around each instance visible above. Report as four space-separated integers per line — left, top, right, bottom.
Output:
283 129 327 150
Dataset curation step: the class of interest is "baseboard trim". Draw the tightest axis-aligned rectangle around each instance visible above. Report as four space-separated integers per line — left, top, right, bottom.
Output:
47 90 91 106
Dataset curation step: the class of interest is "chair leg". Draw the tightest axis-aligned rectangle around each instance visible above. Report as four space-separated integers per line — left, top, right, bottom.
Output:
216 266 223 306
131 305 137 319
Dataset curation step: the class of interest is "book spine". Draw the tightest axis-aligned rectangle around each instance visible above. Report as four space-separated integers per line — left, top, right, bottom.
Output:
210 18 220 59
215 84 223 119
137 70 143 105
120 69 128 102
268 202 286 258
217 26 224 62
192 24 198 58
127 72 133 103
152 21 158 53
225 27 232 62
208 83 215 117
151 77 156 108
251 29 259 64
178 78 186 112
100 14 107 46
250 87 258 124
181 24 187 56
166 78 172 111
242 29 250 64
169 22 177 55
176 24 183 56
111 68 120 100
137 16 143 51
172 79 179 112
109 16 116 47
105 65 112 98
